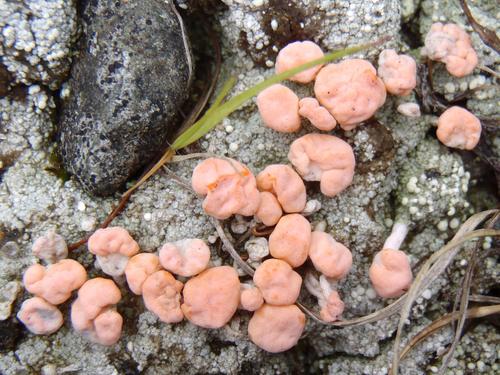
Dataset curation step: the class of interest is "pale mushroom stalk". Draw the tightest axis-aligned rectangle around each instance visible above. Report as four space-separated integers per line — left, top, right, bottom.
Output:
383 222 409 250
304 273 345 322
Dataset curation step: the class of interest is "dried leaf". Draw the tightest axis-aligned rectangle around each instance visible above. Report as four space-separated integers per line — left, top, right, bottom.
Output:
460 0 500 53
398 304 500 362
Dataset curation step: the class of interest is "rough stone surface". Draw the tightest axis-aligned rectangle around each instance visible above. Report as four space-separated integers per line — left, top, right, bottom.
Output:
59 0 192 196
0 0 78 90
0 0 498 374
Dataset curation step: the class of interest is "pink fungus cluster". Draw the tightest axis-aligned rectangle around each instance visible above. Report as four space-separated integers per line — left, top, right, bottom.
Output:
71 278 123 345
181 266 240 328
23 259 87 305
369 223 413 298
275 40 324 83
437 106 481 150
32 229 68 263
143 271 184 323
423 23 478 77
159 239 210 277
314 59 386 129
256 84 301 133
17 297 64 335
192 157 260 219
377 49 417 96
256 164 306 213
88 227 140 277
269 214 311 267
288 134 355 197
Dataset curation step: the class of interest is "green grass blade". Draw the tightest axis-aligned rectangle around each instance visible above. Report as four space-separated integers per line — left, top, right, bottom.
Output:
172 39 386 150
172 76 237 150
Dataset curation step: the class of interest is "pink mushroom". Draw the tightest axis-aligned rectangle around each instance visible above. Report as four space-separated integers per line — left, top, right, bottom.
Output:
314 59 387 130
436 106 481 150
191 157 260 220
256 165 306 213
124 253 161 295
239 284 264 312
255 191 283 226
142 270 184 323
304 273 345 322
422 22 478 77
181 266 240 328
253 259 302 305
368 222 412 298
320 290 345 322
159 239 211 277
377 49 417 96
308 231 352 279
268 214 311 267
23 259 87 305
288 133 355 197
248 304 306 353
32 229 68 263
275 40 324 83
88 227 140 277
369 249 412 298
71 278 123 345
298 97 337 131
256 84 301 133
17 297 63 335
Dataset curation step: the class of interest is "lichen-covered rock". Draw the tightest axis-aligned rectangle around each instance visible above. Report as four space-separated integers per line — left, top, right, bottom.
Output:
59 0 192 196
218 0 401 66
0 0 78 90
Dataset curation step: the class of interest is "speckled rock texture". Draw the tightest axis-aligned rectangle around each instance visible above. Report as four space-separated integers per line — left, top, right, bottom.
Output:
0 0 78 91
0 0 499 374
59 0 192 196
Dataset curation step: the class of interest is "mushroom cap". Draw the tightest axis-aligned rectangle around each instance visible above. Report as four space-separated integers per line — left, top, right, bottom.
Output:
437 106 481 150
71 277 121 331
88 227 139 257
269 214 311 267
248 304 305 353
314 59 386 129
256 165 306 213
253 259 302 305
92 309 123 346
32 230 68 263
255 191 283 227
256 84 301 133
377 49 417 96
275 41 324 83
142 270 184 323
320 291 345 322
309 231 352 279
240 286 264 312
369 249 413 298
159 239 211 277
191 158 260 220
17 297 63 335
181 266 240 328
23 259 87 305
125 253 161 295
423 23 478 77
288 133 355 197
298 97 337 131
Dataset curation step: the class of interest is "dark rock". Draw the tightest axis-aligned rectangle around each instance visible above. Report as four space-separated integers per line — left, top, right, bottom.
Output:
59 0 192 196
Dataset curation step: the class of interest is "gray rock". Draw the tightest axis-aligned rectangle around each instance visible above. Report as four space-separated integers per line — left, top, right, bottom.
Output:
59 0 192 196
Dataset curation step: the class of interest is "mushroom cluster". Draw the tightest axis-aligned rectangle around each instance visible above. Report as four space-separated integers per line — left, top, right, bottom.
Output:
16 27 483 353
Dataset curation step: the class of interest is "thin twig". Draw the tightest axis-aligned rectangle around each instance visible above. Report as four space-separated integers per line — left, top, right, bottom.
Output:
212 218 255 276
397 305 500 363
439 212 499 371
459 0 500 53
391 209 500 374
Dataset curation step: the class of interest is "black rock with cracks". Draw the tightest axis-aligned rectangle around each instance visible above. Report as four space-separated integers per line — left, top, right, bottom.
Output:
59 0 192 196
